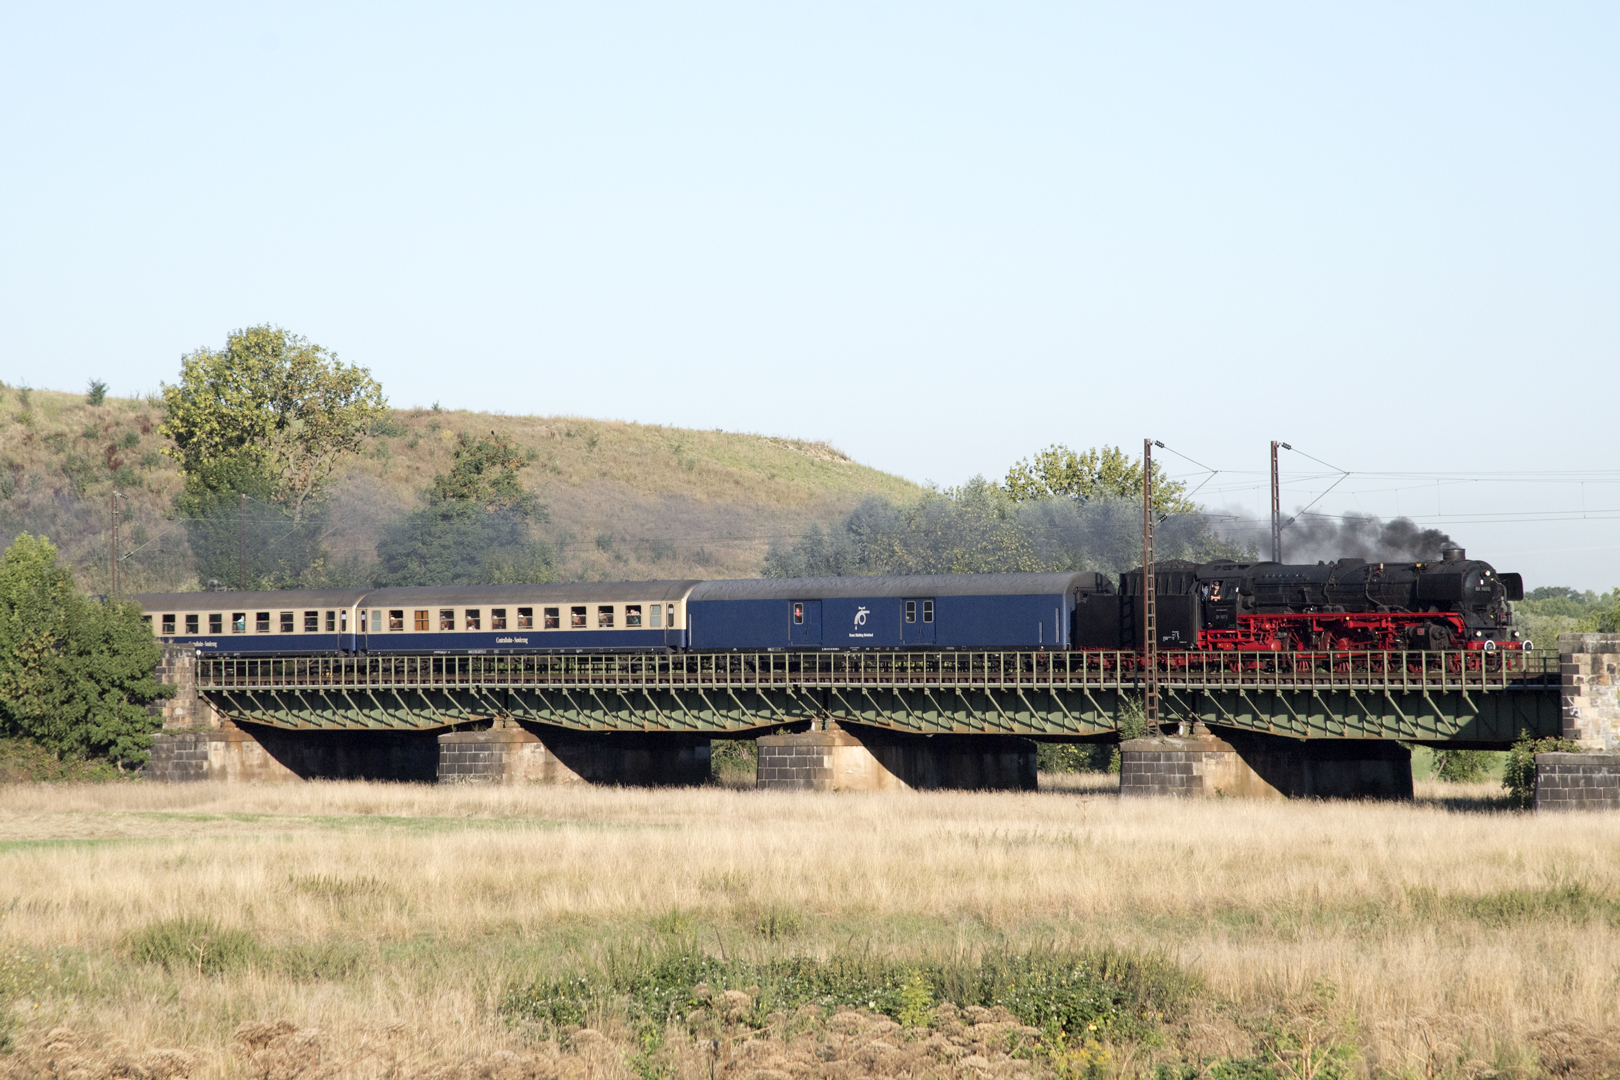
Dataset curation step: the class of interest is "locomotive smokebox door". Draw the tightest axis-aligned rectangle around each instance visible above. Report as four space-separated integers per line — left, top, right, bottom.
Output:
790 600 822 646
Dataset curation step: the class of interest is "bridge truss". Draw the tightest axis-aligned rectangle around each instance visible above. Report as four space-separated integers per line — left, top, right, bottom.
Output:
195 649 1562 745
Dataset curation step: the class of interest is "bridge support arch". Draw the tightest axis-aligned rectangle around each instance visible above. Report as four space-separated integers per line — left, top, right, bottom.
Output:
1119 732 1412 800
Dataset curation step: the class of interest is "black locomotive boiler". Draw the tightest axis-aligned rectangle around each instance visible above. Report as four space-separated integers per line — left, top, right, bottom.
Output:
1073 547 1526 652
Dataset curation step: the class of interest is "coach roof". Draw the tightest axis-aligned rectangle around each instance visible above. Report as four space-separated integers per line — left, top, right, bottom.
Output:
689 572 1109 602
132 589 371 611
361 581 703 607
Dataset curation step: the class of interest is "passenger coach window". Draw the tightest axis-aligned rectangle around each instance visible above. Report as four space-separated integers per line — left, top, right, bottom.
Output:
517 607 533 630
256 612 271 633
305 611 319 632
414 610 429 631
491 608 507 630
439 609 455 631
598 606 614 628
161 614 175 635
389 610 404 631
650 605 662 628
280 612 294 633
570 606 586 628
211 614 224 634
465 609 480 630
185 615 198 634
626 604 642 627
543 607 559 629
904 601 916 624
326 611 335 632
923 601 934 623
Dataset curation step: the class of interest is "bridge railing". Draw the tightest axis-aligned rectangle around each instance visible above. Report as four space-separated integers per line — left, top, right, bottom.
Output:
196 649 1559 694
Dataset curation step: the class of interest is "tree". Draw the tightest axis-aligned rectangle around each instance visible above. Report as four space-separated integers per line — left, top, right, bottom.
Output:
430 432 542 515
175 454 328 590
1003 444 1198 516
374 432 556 586
0 534 169 768
159 325 387 523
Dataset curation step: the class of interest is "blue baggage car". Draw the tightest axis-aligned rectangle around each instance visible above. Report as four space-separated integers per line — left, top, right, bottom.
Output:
685 573 1112 651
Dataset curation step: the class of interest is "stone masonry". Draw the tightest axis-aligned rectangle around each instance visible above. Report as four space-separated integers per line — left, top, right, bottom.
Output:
1558 633 1620 750
1535 752 1620 811
150 643 221 729
438 725 712 785
756 724 1035 791
1120 733 1413 800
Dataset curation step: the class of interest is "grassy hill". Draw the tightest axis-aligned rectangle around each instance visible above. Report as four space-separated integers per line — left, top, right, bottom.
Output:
0 386 925 591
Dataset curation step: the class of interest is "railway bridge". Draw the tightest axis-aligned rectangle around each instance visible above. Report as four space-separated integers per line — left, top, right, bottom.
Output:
141 641 1617 800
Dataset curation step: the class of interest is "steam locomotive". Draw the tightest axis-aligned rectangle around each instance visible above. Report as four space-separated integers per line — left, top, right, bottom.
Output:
1074 546 1526 652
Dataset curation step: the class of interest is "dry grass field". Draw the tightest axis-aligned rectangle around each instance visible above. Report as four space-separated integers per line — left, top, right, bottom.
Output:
0 779 1616 1080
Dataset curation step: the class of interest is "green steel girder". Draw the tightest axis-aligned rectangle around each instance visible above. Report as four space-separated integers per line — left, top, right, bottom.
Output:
207 683 1560 743
1149 687 1562 742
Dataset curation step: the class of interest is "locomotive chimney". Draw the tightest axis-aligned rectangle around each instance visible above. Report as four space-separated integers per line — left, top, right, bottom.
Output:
1442 546 1465 562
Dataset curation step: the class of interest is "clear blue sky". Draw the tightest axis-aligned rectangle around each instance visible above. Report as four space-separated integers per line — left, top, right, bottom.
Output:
2 3 1617 588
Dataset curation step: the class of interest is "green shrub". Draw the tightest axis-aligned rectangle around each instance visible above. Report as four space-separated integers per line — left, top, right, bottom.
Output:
85 380 107 406
1037 743 1112 773
1503 731 1581 809
127 916 262 975
1433 749 1492 783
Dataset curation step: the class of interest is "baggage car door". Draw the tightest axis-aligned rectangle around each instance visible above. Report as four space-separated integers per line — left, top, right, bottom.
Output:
790 600 822 646
901 598 936 645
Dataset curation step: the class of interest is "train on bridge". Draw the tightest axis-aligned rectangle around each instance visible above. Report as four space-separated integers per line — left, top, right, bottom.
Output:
135 547 1526 657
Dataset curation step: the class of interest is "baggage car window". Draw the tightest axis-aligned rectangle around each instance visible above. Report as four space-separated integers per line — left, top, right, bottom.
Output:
517 607 533 630
211 614 223 634
491 608 507 630
598 606 614 628
185 614 198 634
650 604 662 628
439 609 455 631
904 601 915 624
305 611 319 632
570 606 586 628
793 603 803 625
161 614 175 635
389 610 404 631
414 610 429 631
923 600 933 623
626 604 642 627
543 607 559 629
465 609 480 630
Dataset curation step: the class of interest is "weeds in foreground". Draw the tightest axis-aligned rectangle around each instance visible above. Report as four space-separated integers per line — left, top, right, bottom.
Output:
504 944 1200 1048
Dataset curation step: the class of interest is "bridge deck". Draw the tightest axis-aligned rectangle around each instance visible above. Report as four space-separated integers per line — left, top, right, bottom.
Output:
194 650 1562 743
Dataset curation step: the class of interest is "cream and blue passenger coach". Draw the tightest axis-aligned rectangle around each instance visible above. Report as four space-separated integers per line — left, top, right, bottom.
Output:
136 582 700 654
